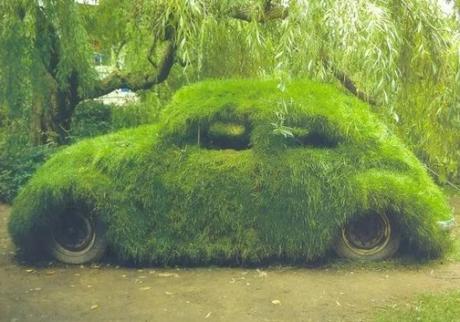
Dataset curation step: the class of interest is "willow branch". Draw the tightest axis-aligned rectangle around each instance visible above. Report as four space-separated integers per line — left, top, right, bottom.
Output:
229 4 288 22
230 5 376 105
322 56 376 106
86 40 175 99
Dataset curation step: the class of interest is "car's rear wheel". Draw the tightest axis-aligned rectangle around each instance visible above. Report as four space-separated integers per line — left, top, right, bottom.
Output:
47 209 107 264
334 212 400 260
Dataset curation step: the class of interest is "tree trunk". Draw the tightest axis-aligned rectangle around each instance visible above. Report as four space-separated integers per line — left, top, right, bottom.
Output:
30 73 78 145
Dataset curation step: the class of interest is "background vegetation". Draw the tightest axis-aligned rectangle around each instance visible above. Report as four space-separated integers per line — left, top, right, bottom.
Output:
1 0 459 202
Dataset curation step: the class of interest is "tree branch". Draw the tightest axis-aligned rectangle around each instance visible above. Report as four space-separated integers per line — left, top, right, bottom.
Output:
322 56 376 106
86 3 374 107
229 4 288 22
87 39 175 99
332 68 377 106
230 4 376 106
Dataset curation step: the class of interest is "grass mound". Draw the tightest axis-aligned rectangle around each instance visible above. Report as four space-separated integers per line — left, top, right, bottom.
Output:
8 79 453 265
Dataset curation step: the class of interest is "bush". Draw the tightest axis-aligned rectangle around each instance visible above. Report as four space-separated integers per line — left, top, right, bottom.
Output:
70 101 113 140
70 94 164 142
0 140 57 203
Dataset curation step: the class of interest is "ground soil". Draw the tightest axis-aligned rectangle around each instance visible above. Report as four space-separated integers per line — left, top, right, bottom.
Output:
1 196 460 322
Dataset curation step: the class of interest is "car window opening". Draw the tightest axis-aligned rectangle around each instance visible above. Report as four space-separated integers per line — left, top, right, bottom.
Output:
291 130 339 148
200 122 251 150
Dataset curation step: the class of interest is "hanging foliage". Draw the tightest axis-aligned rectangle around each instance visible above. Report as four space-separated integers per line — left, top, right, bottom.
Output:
0 0 459 181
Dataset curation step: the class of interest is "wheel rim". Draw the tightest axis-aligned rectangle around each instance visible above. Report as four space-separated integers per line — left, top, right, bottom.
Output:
52 213 95 252
342 213 391 256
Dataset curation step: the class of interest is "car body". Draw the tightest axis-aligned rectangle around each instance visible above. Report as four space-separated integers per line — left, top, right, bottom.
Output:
9 79 454 264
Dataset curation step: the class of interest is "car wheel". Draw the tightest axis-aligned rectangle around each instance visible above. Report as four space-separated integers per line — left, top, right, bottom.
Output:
334 212 400 260
48 209 107 264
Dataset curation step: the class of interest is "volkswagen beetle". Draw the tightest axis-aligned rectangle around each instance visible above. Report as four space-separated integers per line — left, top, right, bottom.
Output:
8 79 454 264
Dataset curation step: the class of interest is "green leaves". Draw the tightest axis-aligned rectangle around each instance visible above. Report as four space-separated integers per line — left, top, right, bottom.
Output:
0 0 458 180
271 99 294 138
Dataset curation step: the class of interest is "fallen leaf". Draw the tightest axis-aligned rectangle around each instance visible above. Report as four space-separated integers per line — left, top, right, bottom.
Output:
158 273 179 278
139 286 151 291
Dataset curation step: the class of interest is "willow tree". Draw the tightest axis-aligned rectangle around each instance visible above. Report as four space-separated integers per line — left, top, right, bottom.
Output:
1 0 459 180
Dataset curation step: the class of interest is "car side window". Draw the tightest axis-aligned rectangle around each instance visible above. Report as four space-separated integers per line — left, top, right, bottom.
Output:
200 121 251 150
287 127 339 148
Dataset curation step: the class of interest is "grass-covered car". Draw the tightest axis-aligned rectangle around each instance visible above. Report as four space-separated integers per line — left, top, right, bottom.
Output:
8 79 454 265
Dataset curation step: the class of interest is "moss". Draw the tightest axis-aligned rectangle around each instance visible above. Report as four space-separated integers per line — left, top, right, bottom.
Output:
8 79 453 265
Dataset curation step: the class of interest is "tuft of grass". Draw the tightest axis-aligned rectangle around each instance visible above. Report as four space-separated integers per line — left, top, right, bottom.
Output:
8 79 454 265
376 291 460 322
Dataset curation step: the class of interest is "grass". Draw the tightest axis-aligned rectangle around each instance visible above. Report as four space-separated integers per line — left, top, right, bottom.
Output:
376 291 460 322
374 193 460 321
8 79 454 265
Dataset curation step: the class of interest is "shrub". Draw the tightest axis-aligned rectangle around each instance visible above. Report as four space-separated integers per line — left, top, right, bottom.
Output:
70 95 164 142
70 101 113 140
0 140 57 203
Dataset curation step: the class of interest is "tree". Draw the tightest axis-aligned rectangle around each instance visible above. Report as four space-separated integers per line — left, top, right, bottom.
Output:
1 0 459 180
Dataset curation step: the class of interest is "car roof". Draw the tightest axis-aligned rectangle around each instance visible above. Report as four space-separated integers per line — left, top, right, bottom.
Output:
158 79 388 145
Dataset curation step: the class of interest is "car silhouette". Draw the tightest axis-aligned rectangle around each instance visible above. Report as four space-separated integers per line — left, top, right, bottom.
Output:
8 79 454 265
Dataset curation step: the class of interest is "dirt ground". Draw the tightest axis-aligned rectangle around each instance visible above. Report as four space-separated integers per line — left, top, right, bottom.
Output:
1 196 460 322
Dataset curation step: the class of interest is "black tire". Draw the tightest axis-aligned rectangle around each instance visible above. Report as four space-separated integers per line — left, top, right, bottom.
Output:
334 212 400 261
47 209 107 264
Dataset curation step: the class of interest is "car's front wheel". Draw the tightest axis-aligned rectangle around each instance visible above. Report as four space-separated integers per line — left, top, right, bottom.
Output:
47 209 107 264
334 212 400 260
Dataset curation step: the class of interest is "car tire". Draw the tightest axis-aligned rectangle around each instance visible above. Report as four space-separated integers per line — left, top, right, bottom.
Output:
334 212 400 260
47 209 107 264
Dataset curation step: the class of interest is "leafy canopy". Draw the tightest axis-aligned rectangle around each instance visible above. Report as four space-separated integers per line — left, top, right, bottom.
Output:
0 0 459 180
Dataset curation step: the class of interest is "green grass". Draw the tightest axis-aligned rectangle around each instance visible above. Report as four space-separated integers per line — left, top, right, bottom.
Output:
376 291 460 322
446 225 460 262
8 79 454 265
